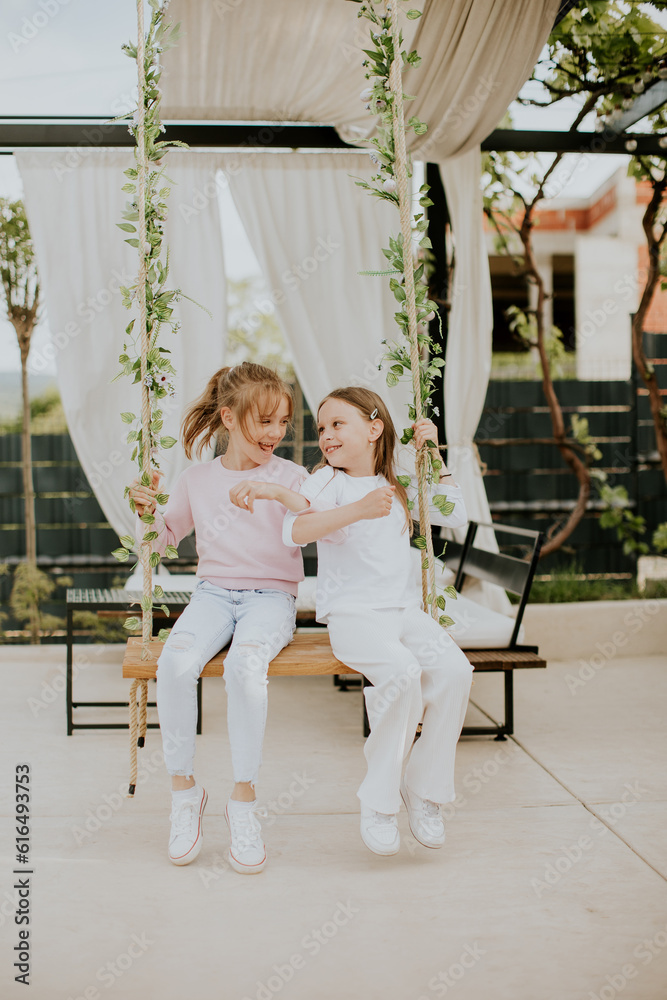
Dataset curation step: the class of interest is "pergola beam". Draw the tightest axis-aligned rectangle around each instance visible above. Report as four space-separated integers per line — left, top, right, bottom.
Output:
0 121 348 152
483 128 666 155
1 121 666 155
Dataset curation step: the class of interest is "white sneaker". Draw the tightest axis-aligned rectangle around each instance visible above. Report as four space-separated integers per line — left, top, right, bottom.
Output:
225 801 267 874
360 804 400 856
400 780 445 849
168 785 207 866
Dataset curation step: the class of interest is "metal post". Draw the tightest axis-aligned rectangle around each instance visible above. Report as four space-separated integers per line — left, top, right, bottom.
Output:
629 326 640 529
66 605 73 735
498 670 514 739
362 676 371 738
425 162 450 445
196 677 203 736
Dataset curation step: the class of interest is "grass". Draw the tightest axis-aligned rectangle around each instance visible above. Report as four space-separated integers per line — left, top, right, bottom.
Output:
490 351 577 381
512 561 667 603
0 386 68 434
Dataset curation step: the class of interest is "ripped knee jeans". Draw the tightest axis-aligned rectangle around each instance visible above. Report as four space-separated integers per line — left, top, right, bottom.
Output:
155 581 297 782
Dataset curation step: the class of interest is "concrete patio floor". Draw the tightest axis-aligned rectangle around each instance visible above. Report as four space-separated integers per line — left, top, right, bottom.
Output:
1 643 666 1000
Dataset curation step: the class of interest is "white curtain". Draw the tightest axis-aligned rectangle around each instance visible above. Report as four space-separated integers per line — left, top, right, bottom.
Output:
15 149 226 540
399 0 561 159
162 0 561 160
221 152 412 432
160 0 559 609
17 0 562 597
440 149 510 613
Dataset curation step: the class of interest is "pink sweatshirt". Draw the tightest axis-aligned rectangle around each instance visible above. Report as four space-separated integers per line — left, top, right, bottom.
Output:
143 455 308 596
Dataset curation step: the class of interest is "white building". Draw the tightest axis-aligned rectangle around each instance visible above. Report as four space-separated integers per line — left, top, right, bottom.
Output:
485 166 659 381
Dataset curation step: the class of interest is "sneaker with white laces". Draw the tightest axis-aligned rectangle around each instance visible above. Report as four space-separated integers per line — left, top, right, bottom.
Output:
360 804 400 856
168 785 208 866
400 779 446 849
225 801 267 874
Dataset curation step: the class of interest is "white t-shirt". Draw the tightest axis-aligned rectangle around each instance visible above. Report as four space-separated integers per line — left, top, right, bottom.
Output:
283 466 467 623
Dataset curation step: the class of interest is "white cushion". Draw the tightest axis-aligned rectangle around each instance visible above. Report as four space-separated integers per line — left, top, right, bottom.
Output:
125 555 523 650
296 548 523 649
409 547 523 649
446 592 523 649
295 575 319 613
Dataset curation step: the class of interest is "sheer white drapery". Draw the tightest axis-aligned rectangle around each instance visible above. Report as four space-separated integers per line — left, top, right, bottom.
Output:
220 152 411 429
159 0 559 608
16 0 561 600
439 149 510 613
162 0 560 159
16 149 227 539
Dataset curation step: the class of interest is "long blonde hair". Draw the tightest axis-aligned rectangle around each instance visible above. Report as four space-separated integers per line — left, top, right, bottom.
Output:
316 386 412 534
181 362 294 460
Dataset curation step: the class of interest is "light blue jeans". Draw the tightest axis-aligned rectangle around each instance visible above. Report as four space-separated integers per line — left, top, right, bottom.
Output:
156 580 297 782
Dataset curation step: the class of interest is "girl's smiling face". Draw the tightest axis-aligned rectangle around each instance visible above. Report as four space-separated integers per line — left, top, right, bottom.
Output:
221 395 291 468
317 397 382 475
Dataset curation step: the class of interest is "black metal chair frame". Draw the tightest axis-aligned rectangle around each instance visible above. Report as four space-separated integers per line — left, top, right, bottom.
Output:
66 519 543 740
352 520 544 740
65 589 202 735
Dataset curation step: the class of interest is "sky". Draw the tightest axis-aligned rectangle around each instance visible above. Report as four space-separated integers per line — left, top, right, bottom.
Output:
0 0 642 374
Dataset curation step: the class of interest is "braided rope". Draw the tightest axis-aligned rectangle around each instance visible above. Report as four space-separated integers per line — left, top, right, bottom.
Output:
127 678 140 796
387 2 438 619
128 0 151 794
138 678 148 749
136 0 153 654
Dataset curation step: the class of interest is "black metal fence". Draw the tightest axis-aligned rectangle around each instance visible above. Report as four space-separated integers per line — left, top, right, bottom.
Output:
475 376 664 575
2 342 666 627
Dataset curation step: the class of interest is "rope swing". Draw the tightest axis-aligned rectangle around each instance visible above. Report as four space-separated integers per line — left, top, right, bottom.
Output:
127 0 151 796
136 0 153 660
119 1 451 794
113 0 193 796
117 0 184 795
387 3 437 618
356 0 445 621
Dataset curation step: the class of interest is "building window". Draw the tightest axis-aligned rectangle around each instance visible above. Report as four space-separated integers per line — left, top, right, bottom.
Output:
552 254 575 352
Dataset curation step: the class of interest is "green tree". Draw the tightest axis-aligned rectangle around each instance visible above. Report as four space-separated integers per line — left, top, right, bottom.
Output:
0 200 40 568
483 140 598 556
9 563 64 641
529 1 667 487
0 200 54 642
485 1 667 556
0 385 66 435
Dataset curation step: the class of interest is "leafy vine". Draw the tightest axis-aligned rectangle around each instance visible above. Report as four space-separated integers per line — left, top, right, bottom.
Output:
111 0 187 640
354 0 456 626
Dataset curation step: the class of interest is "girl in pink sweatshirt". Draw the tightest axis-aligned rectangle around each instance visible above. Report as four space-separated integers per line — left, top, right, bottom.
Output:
129 362 309 874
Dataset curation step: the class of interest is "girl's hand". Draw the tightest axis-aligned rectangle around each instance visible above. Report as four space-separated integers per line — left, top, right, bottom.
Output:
128 470 163 516
229 480 277 513
412 418 450 478
356 485 395 520
412 418 439 451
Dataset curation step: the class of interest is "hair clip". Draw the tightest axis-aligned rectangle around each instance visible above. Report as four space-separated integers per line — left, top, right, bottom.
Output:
370 408 378 419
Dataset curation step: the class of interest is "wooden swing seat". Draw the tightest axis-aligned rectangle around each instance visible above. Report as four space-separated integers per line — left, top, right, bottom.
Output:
121 634 544 681
121 519 547 744
122 631 349 679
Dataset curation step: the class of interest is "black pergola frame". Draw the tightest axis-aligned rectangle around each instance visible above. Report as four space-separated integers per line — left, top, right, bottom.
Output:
2 115 658 445
0 120 665 155
1 0 660 441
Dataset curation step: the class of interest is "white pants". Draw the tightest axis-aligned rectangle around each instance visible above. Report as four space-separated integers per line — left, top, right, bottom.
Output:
156 581 296 783
327 605 474 814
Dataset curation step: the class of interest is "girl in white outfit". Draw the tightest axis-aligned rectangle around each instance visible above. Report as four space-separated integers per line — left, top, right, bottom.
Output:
233 386 474 857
